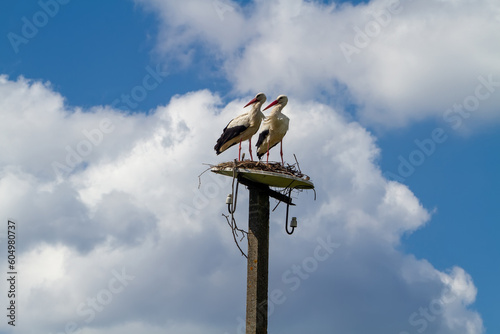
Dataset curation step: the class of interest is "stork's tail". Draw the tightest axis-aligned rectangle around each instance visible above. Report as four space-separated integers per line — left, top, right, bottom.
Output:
214 140 223 155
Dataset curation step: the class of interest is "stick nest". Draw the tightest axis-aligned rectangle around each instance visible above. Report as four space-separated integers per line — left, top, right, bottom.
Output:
211 160 310 180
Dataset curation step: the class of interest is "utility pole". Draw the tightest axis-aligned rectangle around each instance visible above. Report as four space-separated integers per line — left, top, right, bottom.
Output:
245 183 270 334
211 164 314 334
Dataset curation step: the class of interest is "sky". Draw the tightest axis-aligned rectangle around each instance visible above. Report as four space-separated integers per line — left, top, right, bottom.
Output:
0 0 499 333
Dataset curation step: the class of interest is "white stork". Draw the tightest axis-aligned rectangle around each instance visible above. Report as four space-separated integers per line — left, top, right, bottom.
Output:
256 95 289 165
214 92 266 161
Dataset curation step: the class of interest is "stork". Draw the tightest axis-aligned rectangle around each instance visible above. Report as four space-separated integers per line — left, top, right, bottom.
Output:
256 95 289 165
214 93 266 161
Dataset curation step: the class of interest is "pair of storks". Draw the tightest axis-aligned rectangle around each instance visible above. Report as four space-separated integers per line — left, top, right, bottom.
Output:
214 93 289 164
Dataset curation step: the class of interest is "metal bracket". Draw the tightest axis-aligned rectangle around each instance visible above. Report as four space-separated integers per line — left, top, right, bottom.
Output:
237 175 295 206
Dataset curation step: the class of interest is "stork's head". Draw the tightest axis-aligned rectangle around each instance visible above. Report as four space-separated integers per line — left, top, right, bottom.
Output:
263 95 288 111
244 92 266 108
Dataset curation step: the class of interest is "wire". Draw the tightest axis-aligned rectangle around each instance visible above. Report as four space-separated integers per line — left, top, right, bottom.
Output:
224 159 247 258
285 188 295 235
228 160 239 214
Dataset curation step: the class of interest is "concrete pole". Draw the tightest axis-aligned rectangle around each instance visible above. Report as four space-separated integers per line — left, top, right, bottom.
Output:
245 184 270 334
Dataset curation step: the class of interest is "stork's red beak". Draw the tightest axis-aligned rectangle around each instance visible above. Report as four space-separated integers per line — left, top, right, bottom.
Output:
263 99 278 111
244 97 258 108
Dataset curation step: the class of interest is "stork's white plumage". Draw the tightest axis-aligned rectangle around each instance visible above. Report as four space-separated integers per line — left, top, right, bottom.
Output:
256 95 289 165
214 93 266 161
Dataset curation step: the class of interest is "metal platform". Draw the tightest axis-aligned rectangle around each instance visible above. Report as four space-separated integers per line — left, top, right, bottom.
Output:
211 166 314 189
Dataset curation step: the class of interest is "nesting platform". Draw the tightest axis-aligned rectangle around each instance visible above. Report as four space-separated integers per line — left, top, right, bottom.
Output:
211 160 314 190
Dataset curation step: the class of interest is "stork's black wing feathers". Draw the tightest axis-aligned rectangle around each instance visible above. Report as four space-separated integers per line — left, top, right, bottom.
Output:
256 129 270 159
214 124 248 155
256 129 269 149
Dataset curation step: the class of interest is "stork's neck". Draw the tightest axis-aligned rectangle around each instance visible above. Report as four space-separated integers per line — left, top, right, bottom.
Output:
249 101 265 115
268 105 284 116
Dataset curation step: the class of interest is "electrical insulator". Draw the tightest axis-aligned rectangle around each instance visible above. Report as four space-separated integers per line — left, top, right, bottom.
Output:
290 217 298 228
226 194 233 205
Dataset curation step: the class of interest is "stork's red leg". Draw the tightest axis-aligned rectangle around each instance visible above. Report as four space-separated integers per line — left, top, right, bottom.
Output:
266 140 270 164
238 138 242 161
280 140 284 165
248 138 253 161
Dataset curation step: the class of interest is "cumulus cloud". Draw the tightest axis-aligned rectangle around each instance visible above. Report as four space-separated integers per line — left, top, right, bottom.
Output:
0 76 159 253
138 0 500 129
0 76 483 333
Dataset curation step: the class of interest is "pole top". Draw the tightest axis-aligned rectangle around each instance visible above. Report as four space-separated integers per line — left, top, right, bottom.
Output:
211 161 314 190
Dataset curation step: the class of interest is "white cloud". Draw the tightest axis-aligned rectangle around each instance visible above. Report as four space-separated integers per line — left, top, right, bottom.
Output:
138 0 500 129
136 0 249 66
0 76 483 333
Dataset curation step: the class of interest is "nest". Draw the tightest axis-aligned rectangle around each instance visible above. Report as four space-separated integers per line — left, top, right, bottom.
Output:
211 159 310 180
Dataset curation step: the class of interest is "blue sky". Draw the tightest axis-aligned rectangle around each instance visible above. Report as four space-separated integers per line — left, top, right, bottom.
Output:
1 0 499 333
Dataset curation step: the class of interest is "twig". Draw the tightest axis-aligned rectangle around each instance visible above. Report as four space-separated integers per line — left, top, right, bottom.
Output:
197 166 212 189
222 213 248 258
293 154 302 174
